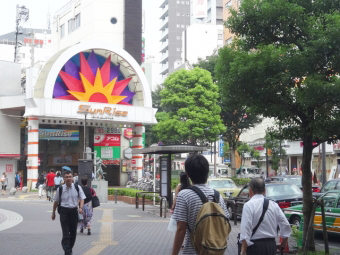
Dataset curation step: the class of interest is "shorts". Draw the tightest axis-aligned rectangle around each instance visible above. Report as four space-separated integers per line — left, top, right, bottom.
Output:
2 185 6 190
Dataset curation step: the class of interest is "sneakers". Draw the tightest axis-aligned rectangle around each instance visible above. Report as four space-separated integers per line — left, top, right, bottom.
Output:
87 229 91 235
80 228 83 233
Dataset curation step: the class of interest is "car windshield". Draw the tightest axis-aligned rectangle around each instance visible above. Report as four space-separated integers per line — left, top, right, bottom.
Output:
283 177 301 186
266 184 302 198
208 180 237 189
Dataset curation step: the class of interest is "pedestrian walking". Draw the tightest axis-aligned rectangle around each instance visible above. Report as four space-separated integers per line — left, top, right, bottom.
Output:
52 171 86 255
78 177 96 235
170 172 190 214
171 154 230 255
36 174 45 199
54 172 63 191
73 173 79 186
14 172 20 190
1 172 8 195
239 178 292 255
46 169 56 201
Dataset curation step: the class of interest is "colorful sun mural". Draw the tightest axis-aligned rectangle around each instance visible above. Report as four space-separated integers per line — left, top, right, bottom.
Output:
53 50 135 105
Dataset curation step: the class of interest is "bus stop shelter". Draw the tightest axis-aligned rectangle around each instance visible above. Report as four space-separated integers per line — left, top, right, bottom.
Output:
131 145 208 208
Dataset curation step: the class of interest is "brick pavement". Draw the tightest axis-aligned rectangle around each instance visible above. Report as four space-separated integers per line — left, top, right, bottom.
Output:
0 194 339 255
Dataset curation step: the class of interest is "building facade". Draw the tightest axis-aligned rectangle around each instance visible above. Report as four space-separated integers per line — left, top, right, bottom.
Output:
223 0 240 45
159 0 191 81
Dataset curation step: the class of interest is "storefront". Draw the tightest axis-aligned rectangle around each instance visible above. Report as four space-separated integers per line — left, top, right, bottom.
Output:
19 41 157 187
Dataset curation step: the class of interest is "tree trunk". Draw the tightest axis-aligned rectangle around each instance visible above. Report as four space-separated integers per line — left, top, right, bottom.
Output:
230 148 236 177
301 135 315 252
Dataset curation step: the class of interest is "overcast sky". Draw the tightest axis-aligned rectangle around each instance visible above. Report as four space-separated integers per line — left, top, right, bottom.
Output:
0 0 160 57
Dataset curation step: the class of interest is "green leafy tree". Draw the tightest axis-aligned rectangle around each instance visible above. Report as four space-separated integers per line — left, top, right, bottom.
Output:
223 0 340 250
237 142 250 166
153 67 225 145
196 52 261 177
263 133 286 172
249 148 261 168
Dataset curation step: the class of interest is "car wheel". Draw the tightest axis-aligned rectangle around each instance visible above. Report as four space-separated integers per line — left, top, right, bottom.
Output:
291 215 301 228
228 205 234 220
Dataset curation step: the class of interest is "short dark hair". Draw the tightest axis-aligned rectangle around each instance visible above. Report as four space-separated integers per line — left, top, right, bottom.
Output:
50 169 54 173
57 172 61 177
63 171 73 177
81 177 88 186
249 178 265 194
185 154 209 184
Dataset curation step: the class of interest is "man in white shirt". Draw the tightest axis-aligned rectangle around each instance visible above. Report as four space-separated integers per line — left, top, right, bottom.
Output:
240 178 291 255
52 171 86 255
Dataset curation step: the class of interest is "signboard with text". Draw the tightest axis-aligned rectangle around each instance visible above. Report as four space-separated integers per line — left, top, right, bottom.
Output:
39 129 79 141
6 164 13 172
193 0 207 18
219 139 224 157
94 134 120 160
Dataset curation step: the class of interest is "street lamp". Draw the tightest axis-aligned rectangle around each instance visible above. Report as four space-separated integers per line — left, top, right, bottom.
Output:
82 111 89 157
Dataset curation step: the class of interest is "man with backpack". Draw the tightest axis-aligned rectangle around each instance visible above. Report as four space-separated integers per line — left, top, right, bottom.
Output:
239 178 291 255
51 170 86 255
172 154 231 255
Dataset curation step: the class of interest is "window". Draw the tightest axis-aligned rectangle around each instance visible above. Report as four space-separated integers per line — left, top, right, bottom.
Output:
186 13 189 16
323 192 338 208
321 181 339 193
182 13 184 16
177 24 180 28
181 24 185 28
177 48 181 51
181 1 184 3
176 36 180 40
218 34 223 40
186 1 189 3
226 0 232 7
176 12 180 16
239 186 249 198
225 37 233 45
75 13 81 29
60 24 65 38
177 0 180 3
68 19 74 33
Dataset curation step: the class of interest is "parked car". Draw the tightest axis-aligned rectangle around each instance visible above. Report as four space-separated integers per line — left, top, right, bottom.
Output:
270 175 321 192
226 182 303 220
313 179 340 199
236 166 262 178
207 178 241 198
284 190 340 232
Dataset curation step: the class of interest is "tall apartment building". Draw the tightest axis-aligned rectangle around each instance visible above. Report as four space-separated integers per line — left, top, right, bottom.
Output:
223 0 240 45
52 0 142 64
159 0 191 80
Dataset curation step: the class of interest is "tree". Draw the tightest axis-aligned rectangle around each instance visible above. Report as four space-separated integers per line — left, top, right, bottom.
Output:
263 133 286 172
249 148 261 168
145 85 164 148
196 52 261 177
223 0 340 250
152 67 225 145
237 142 250 166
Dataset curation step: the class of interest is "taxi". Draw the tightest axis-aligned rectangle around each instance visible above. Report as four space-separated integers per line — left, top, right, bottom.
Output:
207 178 241 198
284 190 340 233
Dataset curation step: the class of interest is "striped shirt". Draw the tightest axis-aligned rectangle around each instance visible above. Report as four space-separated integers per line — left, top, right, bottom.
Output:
173 184 230 255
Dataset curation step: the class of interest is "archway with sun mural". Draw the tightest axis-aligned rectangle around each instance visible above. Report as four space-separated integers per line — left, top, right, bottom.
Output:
24 42 157 187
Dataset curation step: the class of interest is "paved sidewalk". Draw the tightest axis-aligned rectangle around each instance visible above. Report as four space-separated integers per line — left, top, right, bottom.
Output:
0 195 339 255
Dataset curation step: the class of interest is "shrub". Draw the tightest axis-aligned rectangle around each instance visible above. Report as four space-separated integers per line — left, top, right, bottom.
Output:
171 179 180 190
231 178 251 186
108 188 160 201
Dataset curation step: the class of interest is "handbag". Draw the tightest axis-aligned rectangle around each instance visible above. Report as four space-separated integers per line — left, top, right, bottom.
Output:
78 212 84 222
167 216 177 232
92 196 100 208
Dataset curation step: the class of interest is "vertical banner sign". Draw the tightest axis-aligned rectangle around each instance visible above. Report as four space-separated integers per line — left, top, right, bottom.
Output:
194 0 208 18
219 139 224 157
142 126 146 148
160 156 168 197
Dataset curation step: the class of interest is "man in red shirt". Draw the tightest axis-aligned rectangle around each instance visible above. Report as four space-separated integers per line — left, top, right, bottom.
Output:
46 169 56 202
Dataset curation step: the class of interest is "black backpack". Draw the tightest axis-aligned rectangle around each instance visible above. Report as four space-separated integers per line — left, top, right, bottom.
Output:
57 185 79 214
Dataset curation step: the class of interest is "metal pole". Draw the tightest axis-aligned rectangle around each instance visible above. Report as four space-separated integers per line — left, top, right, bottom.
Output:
214 141 217 177
322 142 327 186
266 148 269 177
83 114 87 156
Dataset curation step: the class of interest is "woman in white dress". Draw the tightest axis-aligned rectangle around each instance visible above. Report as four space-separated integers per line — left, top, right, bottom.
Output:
1 172 8 195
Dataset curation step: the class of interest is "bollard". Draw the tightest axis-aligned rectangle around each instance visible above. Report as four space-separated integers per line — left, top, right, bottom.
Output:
114 189 117 204
164 200 167 219
136 193 139 209
142 195 145 211
160 197 163 217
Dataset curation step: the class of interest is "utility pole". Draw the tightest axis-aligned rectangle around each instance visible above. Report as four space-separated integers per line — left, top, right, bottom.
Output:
14 5 29 62
322 142 327 186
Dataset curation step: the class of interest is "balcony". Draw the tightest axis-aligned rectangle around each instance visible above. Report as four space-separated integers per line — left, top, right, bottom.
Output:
160 28 169 41
160 4 169 19
160 51 169 64
160 63 169 75
160 40 169 53
160 17 169 31
160 0 168 8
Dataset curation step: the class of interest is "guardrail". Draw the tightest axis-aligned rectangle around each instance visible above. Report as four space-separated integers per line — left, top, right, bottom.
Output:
135 191 168 218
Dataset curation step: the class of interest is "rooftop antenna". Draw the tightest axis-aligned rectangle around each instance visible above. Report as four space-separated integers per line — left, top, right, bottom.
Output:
14 5 29 62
